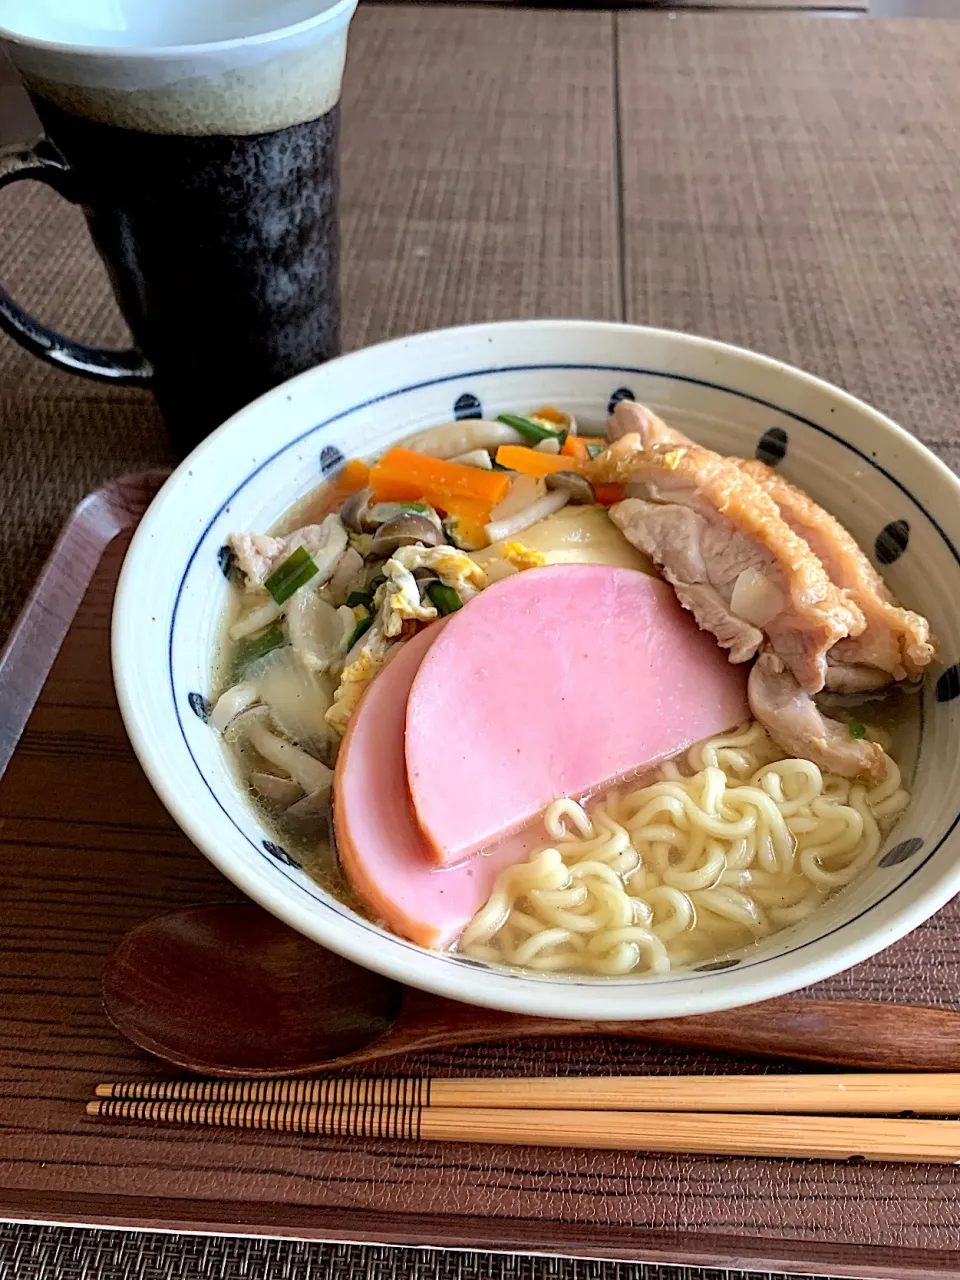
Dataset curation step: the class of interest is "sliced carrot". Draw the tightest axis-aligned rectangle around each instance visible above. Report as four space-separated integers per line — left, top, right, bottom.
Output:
440 495 491 549
495 445 585 478
306 458 370 519
561 435 606 463
369 448 510 509
441 494 491 524
560 436 589 463
594 483 625 505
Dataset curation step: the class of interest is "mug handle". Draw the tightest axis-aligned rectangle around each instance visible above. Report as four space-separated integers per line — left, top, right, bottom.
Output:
0 139 153 385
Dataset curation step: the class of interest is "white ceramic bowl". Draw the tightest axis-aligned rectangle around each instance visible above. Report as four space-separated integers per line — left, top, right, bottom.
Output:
112 320 960 1019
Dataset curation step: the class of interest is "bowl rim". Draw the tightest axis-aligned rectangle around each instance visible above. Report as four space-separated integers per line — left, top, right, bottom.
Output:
112 318 960 1018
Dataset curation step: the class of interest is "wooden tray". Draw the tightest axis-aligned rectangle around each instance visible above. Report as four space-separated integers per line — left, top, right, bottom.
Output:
3 476 960 1278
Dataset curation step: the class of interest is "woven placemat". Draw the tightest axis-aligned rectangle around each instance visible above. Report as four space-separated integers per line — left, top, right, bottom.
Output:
0 1224 848 1280
617 13 960 475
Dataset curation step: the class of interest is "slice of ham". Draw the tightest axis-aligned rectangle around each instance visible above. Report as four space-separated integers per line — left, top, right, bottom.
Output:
333 621 525 948
405 564 750 867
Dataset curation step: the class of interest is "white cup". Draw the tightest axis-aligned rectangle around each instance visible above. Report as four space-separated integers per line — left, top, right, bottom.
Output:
0 0 358 135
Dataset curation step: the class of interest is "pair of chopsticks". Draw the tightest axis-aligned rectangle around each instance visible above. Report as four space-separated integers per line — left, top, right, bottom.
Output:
88 1073 960 1163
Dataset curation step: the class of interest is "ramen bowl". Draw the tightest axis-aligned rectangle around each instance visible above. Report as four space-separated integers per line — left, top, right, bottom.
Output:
112 320 960 1019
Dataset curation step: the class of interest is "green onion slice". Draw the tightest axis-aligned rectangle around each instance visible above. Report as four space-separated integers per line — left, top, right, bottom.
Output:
264 546 319 605
348 614 375 650
427 581 463 615
848 719 867 740
586 442 607 460
234 624 287 674
497 412 565 447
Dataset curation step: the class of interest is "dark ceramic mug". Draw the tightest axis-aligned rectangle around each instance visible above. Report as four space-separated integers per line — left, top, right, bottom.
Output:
0 0 357 455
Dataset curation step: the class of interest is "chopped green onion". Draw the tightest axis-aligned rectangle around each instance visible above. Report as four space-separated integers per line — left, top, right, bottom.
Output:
348 614 374 650
427 581 463 615
346 589 375 610
497 412 565 447
264 546 319 605
848 719 867 740
234 624 287 674
586 442 607 460
405 501 430 513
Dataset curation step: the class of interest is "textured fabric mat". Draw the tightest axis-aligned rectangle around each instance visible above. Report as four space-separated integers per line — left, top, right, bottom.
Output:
0 1224 848 1280
617 13 960 472
0 5 617 647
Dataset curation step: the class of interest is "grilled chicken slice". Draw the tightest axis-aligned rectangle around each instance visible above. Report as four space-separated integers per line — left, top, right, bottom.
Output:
590 434 865 692
607 402 934 685
736 458 935 685
609 399 692 448
748 652 886 782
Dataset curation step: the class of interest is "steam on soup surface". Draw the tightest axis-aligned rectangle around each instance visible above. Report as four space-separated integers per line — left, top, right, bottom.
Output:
210 400 930 976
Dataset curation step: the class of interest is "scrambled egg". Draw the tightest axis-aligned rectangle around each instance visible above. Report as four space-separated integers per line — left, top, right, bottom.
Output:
325 646 386 735
378 561 437 638
326 545 488 731
391 544 486 596
502 542 546 571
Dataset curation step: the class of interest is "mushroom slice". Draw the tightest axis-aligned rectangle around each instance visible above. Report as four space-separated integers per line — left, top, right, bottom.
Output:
484 489 569 544
210 682 259 733
544 471 596 505
250 772 305 806
245 720 334 794
339 488 376 534
369 513 445 558
284 785 334 834
401 420 527 459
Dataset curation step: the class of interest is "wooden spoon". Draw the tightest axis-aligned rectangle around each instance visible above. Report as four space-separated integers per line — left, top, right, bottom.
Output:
102 901 960 1077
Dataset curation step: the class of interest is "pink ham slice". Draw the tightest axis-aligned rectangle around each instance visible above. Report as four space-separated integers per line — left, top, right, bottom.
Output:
405 564 750 866
333 620 527 949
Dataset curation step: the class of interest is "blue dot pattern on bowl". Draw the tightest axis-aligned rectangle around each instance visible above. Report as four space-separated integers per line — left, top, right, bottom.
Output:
875 519 910 566
320 444 345 477
454 392 482 420
693 957 741 972
607 387 635 416
755 427 788 465
217 545 234 580
263 839 302 869
936 664 960 702
879 837 923 868
187 692 211 723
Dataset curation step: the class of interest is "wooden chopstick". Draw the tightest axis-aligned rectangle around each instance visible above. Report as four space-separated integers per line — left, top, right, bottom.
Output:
87 1096 960 1163
94 1072 960 1115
